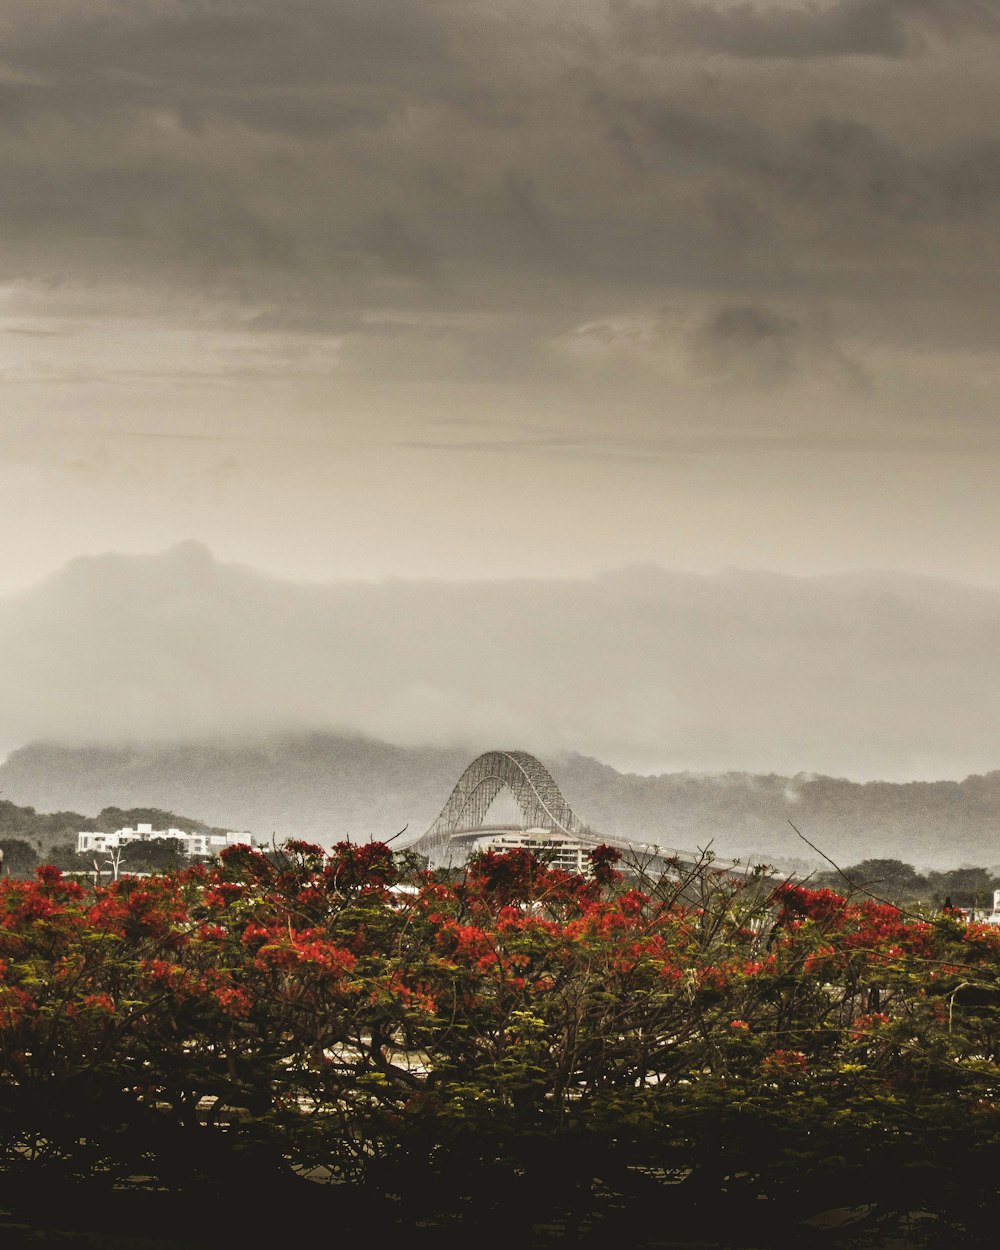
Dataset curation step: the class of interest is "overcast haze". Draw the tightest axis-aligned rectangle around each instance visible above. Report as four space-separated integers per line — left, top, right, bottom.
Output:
1 2 999 785
0 542 997 783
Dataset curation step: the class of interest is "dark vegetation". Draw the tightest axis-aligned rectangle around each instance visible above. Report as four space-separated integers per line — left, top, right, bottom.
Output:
3 843 1000 1246
0 799 227 879
815 856 1000 912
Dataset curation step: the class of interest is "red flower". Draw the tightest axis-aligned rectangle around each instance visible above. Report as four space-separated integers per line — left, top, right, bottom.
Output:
588 844 624 886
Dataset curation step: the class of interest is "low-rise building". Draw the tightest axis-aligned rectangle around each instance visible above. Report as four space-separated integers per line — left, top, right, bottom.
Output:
471 828 594 875
77 823 254 859
983 888 1000 925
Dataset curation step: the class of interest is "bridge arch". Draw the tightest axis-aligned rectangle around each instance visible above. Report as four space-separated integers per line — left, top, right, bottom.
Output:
410 750 759 881
415 750 585 863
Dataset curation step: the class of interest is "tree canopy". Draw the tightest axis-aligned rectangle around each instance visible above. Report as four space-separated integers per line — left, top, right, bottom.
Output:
0 838 37 879
2 844 1000 1246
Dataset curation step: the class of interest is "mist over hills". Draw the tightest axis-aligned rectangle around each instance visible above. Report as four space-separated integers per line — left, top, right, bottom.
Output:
1 542 999 868
0 735 470 849
2 734 1000 871
2 542 1000 782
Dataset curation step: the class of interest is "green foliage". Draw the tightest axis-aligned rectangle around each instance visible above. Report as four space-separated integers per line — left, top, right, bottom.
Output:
0 799 86 851
0 798 227 860
927 865 998 909
110 836 185 874
827 856 930 903
3 846 1000 1245
820 857 1000 912
43 841 90 872
0 838 38 879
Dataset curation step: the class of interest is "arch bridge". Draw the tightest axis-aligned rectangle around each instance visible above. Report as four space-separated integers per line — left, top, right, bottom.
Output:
413 750 588 866
410 750 758 879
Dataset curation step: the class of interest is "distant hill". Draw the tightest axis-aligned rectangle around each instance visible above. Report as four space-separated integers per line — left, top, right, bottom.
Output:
2 733 1000 870
0 796 227 856
553 757 1000 872
0 736 472 849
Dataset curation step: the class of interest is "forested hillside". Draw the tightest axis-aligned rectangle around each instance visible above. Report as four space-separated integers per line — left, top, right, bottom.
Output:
3 734 1000 870
0 798 225 856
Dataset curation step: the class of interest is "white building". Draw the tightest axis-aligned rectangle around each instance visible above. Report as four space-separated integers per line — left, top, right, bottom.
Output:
983 888 1000 925
77 823 254 859
471 828 595 875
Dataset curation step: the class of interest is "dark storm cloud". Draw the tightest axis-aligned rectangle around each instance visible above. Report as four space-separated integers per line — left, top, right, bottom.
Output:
1 1 995 254
602 96 1000 229
787 119 1000 220
0 0 466 284
4 0 456 117
0 156 297 275
691 305 810 385
613 0 1000 59
558 301 868 394
363 215 440 282
0 0 998 399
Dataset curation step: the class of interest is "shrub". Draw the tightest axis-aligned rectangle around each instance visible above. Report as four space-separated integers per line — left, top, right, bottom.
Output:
1 844 999 1245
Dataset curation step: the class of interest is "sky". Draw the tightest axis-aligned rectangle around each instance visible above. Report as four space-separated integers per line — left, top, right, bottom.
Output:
0 0 999 594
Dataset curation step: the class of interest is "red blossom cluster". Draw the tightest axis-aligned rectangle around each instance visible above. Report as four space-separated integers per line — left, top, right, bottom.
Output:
1 844 1000 1204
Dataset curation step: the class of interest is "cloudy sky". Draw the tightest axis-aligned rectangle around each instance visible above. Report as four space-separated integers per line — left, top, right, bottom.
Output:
1 0 998 594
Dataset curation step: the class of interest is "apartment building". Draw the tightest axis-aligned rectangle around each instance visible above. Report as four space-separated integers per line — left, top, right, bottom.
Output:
77 823 254 858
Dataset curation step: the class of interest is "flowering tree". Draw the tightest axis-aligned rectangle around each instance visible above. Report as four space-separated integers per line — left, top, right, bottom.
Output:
1 842 999 1245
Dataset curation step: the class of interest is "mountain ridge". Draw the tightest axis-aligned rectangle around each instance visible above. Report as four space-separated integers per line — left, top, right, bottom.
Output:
3 733 1000 870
